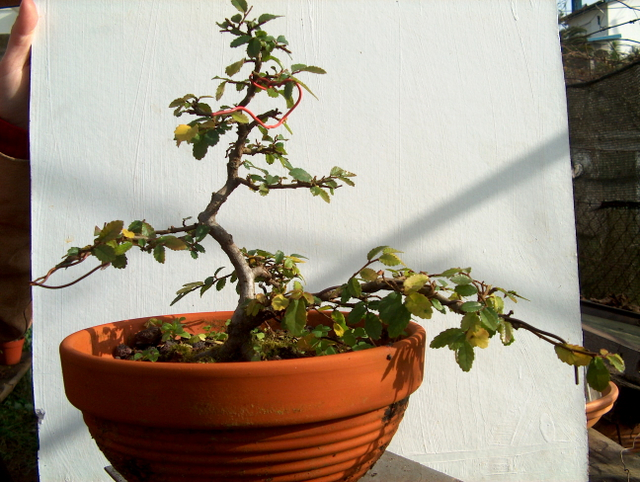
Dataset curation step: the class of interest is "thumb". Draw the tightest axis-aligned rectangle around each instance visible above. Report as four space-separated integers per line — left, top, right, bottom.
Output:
2 0 37 71
0 0 38 129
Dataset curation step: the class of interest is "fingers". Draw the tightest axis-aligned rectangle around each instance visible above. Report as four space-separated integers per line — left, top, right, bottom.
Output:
0 0 38 129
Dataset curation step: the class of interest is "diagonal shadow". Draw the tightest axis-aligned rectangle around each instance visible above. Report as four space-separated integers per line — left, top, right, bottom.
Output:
311 130 571 289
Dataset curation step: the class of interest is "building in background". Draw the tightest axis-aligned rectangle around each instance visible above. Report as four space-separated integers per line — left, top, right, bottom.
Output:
563 0 640 55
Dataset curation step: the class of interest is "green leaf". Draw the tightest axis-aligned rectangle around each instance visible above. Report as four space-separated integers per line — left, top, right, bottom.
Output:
258 13 280 24
161 236 188 251
289 75 319 100
359 268 378 282
289 168 313 182
247 38 262 58
365 312 382 340
97 220 124 242
153 244 166 264
195 224 210 242
405 292 433 319
461 312 481 332
215 82 226 101
587 357 610 392
348 302 367 325
332 310 346 326
192 138 209 160
455 283 478 297
367 245 387 261
378 292 412 338
225 59 245 77
346 277 362 298
92 244 116 263
431 298 446 314
379 253 403 267
231 0 248 13
231 111 250 124
310 186 330 203
430 328 465 349
113 241 133 256
283 298 306 336
497 321 515 346
487 295 505 314
460 301 483 313
112 255 128 269
230 35 251 48
605 353 625 372
66 246 81 257
455 341 475 372
451 274 473 285
291 64 327 74
478 307 499 332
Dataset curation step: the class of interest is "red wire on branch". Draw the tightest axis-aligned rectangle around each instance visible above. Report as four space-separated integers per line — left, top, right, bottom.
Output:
211 75 303 129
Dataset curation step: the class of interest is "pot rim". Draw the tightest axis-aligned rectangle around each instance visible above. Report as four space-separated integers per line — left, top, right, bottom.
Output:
585 381 619 412
59 311 427 428
59 310 425 374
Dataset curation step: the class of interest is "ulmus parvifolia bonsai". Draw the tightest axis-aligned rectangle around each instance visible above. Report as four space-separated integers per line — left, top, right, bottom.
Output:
32 0 623 391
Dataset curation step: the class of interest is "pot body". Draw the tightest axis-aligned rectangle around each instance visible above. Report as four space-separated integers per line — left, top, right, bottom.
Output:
586 381 619 429
59 312 426 482
0 337 24 365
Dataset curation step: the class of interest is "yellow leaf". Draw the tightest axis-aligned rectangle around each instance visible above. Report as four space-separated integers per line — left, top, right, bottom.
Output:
554 344 591 367
405 292 433 319
271 294 289 311
333 322 345 337
359 268 378 282
404 273 429 293
231 111 250 124
174 124 198 145
122 229 136 239
487 294 505 314
466 328 490 349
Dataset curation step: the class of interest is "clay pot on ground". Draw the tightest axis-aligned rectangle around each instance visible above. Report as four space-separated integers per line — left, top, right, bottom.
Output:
59 311 426 482
586 381 619 429
0 337 25 365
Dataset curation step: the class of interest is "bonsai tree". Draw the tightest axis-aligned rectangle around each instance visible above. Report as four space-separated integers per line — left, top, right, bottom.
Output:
32 0 623 391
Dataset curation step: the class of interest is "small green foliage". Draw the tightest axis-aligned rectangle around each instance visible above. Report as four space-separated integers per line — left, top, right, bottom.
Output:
133 347 160 362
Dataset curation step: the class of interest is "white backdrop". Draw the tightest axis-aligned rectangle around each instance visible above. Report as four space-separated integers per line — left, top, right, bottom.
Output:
30 1 587 481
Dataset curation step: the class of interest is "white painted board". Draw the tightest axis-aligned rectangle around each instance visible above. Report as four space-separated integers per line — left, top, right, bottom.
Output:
30 1 586 481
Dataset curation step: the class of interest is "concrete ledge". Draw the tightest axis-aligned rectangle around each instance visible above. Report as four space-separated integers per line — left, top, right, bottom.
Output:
362 451 462 482
106 451 462 482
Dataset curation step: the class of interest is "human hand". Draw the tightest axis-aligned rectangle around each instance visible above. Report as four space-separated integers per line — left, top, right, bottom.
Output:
0 0 37 130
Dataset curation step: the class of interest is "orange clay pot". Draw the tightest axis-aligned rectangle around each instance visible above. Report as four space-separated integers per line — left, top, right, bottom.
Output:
0 337 25 365
586 381 619 429
59 311 426 482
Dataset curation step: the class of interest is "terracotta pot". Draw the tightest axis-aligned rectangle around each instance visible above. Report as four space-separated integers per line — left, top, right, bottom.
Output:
586 381 619 429
0 337 25 365
59 311 426 482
